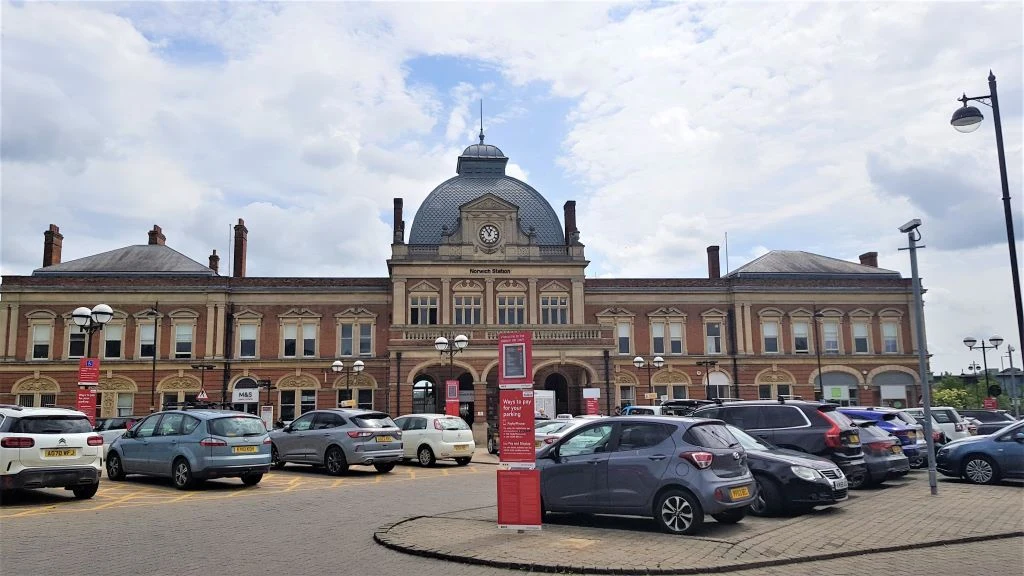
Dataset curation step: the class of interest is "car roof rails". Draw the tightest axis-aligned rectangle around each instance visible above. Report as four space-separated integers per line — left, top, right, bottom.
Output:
712 397 744 405
0 404 24 411
161 401 227 411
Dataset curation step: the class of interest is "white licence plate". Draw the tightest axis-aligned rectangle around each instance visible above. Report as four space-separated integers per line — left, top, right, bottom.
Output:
834 479 848 490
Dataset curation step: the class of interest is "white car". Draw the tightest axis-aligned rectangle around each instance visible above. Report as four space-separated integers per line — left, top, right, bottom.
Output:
0 405 103 499
906 407 971 442
393 414 475 467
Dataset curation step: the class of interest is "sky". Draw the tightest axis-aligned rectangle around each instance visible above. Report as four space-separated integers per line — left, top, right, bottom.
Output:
1 1 1022 376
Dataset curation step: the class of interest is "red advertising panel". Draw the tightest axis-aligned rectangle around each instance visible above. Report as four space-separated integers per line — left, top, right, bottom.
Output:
78 358 100 385
585 397 599 416
497 469 542 530
498 389 535 463
983 397 998 410
76 389 97 426
445 379 461 417
498 331 533 388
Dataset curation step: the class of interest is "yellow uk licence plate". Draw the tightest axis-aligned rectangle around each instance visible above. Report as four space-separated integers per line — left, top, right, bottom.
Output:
849 434 860 444
376 436 394 443
455 444 469 452
890 445 902 454
44 449 77 457
535 440 543 448
729 486 751 500
233 446 258 454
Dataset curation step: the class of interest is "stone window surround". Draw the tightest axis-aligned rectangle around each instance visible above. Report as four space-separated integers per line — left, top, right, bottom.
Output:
278 309 321 359
25 310 57 361
701 308 728 356
787 308 814 354
334 307 377 358
169 309 199 360
100 310 129 360
757 308 784 355
879 308 904 354
849 308 875 355
234 309 263 360
452 280 484 325
648 308 687 356
495 280 527 326
816 308 844 355
132 308 163 360
408 281 440 326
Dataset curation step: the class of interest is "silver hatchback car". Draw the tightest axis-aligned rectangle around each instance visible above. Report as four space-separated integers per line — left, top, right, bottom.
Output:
269 409 402 474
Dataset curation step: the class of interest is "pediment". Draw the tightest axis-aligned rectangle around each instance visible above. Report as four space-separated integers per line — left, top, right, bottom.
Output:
460 193 519 213
278 307 322 319
700 308 727 318
788 307 813 318
334 307 378 320
25 309 57 320
648 307 685 318
235 308 264 320
496 279 527 291
848 307 874 318
596 306 635 317
408 280 440 293
540 281 570 293
132 308 163 320
452 279 484 291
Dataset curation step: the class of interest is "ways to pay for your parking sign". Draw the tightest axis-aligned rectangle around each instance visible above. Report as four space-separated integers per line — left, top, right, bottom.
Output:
497 331 541 531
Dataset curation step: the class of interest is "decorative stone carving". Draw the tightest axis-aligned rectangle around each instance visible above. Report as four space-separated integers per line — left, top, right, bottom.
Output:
334 307 377 319
615 373 638 385
597 306 634 317
333 373 375 389
497 280 526 291
278 307 321 318
652 370 690 385
278 374 319 389
649 307 685 317
157 376 201 392
11 377 60 394
453 280 484 291
98 376 138 392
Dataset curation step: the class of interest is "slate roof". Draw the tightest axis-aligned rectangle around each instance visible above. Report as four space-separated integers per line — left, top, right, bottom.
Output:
726 250 901 278
32 245 216 276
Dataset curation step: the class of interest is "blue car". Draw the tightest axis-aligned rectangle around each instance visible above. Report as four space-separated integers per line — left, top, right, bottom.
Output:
839 408 924 468
936 420 1024 484
107 409 271 490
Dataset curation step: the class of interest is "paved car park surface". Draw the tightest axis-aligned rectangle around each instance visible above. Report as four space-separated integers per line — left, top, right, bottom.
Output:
1 462 1021 576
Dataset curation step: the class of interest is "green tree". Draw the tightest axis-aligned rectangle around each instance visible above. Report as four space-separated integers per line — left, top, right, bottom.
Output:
932 388 970 410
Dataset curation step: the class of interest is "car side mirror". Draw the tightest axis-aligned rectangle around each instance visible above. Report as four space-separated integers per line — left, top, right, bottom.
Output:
1014 432 1024 443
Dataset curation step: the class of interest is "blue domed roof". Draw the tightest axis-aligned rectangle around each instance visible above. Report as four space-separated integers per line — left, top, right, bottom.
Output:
408 142 565 247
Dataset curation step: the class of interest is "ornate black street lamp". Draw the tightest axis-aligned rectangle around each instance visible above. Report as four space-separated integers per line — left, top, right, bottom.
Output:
633 355 665 404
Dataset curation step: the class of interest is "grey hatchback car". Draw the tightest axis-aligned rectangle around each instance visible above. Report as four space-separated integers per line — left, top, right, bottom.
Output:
107 410 271 490
269 409 402 474
536 416 756 535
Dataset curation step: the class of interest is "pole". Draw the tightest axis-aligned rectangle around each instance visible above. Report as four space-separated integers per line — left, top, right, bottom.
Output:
603 350 611 415
988 72 1024 362
1009 348 1020 418
980 346 991 407
150 302 158 413
905 222 938 495
813 306 824 400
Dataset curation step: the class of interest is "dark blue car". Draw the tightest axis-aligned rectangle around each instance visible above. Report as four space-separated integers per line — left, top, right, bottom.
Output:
936 420 1024 484
839 408 924 468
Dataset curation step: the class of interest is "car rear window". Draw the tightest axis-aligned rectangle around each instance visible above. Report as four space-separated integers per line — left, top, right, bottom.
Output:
893 412 917 425
536 422 569 434
352 413 397 429
683 423 738 449
821 409 855 428
12 416 92 434
208 416 267 437
439 417 470 430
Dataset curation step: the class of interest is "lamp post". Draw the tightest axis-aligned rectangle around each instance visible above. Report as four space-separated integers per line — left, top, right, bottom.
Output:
696 360 719 400
146 304 159 412
435 335 469 414
331 359 365 407
812 307 825 400
964 336 1003 406
633 355 665 405
1006 345 1020 417
951 72 1024 360
190 363 215 405
71 304 114 358
963 361 982 408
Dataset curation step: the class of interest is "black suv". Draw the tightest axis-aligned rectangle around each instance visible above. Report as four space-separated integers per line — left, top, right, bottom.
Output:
693 399 868 488
959 409 1018 436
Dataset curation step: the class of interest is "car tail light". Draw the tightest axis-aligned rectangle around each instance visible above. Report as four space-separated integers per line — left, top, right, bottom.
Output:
1 437 34 448
544 436 557 445
87 435 103 446
823 419 843 448
680 451 714 469
263 437 273 445
434 419 443 431
866 441 889 454
199 438 227 447
954 422 964 432
347 431 373 438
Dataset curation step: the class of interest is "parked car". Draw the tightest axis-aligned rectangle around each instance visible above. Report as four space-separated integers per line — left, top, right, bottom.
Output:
906 407 971 442
393 414 474 466
535 419 590 449
851 420 911 486
960 410 1017 436
725 424 847 516
936 420 1024 484
269 409 402 474
660 399 716 416
692 400 868 489
839 408 924 468
108 409 271 489
0 405 103 499
94 416 143 448
536 416 756 535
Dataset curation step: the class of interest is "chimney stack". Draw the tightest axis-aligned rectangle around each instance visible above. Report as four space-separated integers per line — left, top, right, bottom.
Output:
42 224 63 267
147 225 166 246
707 245 721 279
209 250 220 274
233 218 248 277
859 251 878 268
563 201 578 245
393 198 405 244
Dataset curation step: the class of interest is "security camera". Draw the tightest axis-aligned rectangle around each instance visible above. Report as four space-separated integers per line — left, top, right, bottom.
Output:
899 219 922 233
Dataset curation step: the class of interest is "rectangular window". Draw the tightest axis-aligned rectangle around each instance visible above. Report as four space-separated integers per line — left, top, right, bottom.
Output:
300 390 316 414
340 323 353 356
239 324 257 358
139 324 156 359
283 324 297 357
453 296 482 325
853 322 869 354
672 386 687 400
280 390 295 422
339 389 373 410
652 321 665 355
302 323 316 357
40 394 56 407
17 394 35 407
823 321 839 354
705 322 722 354
883 321 899 353
619 385 635 408
497 295 525 325
410 296 438 325
617 322 631 355
359 324 372 356
174 324 193 359
763 321 779 354
540 296 569 325
759 384 773 400
32 324 51 359
669 322 683 354
69 325 86 359
654 385 668 400
104 325 123 359
793 321 809 353
117 393 134 417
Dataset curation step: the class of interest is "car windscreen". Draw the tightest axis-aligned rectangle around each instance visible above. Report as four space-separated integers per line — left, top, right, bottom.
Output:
536 422 569 434
208 416 267 437
821 409 856 428
893 412 918 425
352 413 397 429
683 423 739 449
12 416 92 434
439 417 470 430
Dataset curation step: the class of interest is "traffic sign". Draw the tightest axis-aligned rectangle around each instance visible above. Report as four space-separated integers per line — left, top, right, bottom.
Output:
988 384 1002 397
197 389 209 401
983 397 998 410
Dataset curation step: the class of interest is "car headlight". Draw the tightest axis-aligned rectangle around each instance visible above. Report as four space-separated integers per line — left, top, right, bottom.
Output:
790 466 821 481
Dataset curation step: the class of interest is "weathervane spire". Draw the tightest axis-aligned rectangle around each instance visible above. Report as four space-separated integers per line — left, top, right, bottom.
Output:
479 99 485 144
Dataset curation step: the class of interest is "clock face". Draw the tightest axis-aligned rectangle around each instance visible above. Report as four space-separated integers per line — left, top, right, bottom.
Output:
479 224 500 245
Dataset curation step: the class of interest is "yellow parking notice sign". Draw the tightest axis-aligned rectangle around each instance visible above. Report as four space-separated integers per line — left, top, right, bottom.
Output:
339 399 356 408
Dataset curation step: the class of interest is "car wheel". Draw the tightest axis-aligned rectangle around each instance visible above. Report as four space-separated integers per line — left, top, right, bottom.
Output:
749 475 781 517
172 458 195 490
654 489 704 535
711 508 746 524
71 482 99 499
374 463 395 473
241 472 263 486
106 452 126 481
417 445 436 467
325 446 348 476
271 445 285 470
455 457 472 466
487 437 498 455
962 454 999 485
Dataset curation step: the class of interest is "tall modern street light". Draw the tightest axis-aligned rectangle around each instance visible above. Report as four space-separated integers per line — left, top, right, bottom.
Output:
633 355 665 404
71 304 114 358
331 360 365 405
951 71 1023 360
963 335 1003 406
